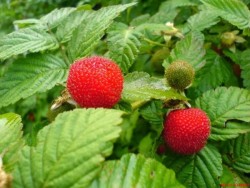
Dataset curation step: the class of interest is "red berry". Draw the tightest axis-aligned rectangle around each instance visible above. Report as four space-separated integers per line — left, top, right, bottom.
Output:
163 108 210 155
67 56 123 108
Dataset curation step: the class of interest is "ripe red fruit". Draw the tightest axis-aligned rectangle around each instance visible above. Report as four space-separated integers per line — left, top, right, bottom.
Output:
67 56 123 108
163 108 210 155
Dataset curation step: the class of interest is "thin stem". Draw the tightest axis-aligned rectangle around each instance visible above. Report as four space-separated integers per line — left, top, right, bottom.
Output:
143 37 167 47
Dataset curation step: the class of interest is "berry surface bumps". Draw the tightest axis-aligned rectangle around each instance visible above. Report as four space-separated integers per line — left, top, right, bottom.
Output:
67 56 124 108
163 108 210 155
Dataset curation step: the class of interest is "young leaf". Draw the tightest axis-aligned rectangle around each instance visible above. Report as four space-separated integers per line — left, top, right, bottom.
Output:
0 54 68 108
0 113 23 172
40 8 76 29
223 133 250 173
184 10 220 33
0 28 58 61
67 3 136 61
220 165 247 186
163 145 223 188
56 10 93 43
90 153 185 188
201 0 250 29
196 50 234 92
13 109 123 188
122 72 187 102
196 87 250 140
168 31 206 70
107 22 141 73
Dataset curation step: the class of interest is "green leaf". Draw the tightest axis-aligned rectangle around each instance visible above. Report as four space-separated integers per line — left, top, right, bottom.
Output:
0 113 23 172
146 1 192 24
0 28 58 61
223 133 250 173
67 3 136 61
122 72 187 102
107 22 141 73
196 87 250 140
239 49 250 89
201 0 250 29
211 121 250 141
0 54 68 108
196 50 234 92
138 133 155 155
40 8 76 29
56 10 93 43
130 14 151 26
185 10 220 33
13 108 123 188
90 154 185 188
220 165 247 186
139 100 163 127
196 87 250 126
159 0 198 12
163 145 223 188
168 31 206 70
135 23 173 35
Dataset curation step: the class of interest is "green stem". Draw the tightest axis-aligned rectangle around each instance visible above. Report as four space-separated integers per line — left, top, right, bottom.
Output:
143 37 167 47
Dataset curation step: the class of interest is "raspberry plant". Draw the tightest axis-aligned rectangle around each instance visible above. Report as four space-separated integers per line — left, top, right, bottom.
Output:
1 0 250 187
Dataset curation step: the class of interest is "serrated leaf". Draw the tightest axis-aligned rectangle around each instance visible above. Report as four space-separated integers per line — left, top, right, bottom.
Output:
122 72 187 102
130 14 151 26
223 133 250 173
163 145 223 188
139 100 163 127
0 54 68 108
68 3 136 61
0 113 23 172
185 10 220 33
211 121 250 141
107 22 141 73
149 1 195 25
149 8 178 24
159 0 198 12
201 0 250 29
13 109 123 188
56 10 93 43
196 87 250 127
196 50 234 92
135 23 173 35
40 8 76 29
239 49 250 89
220 165 247 186
0 27 58 61
196 87 250 141
90 154 185 188
168 31 206 70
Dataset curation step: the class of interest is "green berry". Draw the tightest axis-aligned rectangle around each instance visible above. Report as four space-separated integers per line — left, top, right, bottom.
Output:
165 60 195 90
221 32 236 47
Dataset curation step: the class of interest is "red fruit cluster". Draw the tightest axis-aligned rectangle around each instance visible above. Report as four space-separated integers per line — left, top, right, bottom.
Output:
67 56 123 108
163 108 210 155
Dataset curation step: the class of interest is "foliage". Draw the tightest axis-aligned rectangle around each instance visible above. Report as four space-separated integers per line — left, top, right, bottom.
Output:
1 0 250 187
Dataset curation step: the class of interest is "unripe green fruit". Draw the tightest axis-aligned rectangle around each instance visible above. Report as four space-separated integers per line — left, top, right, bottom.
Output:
221 32 236 47
165 60 195 90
